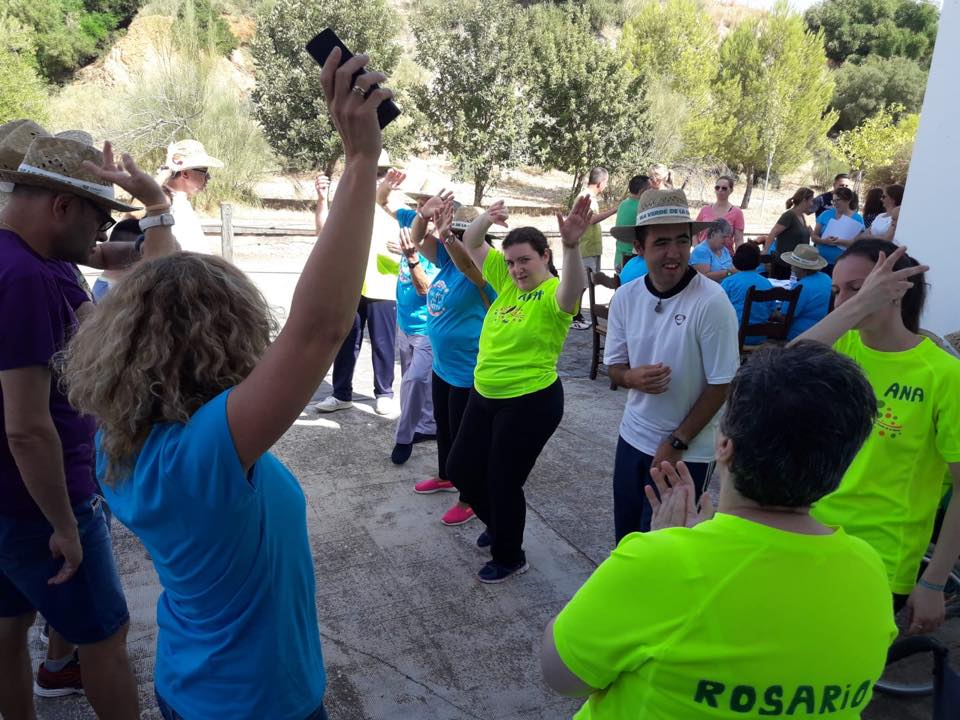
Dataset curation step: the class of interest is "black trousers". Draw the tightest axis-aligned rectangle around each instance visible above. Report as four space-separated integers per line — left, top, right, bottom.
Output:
447 379 564 566
432 372 471 488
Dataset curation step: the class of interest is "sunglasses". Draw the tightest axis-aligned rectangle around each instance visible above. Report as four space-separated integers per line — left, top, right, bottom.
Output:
715 185 730 191
81 197 116 232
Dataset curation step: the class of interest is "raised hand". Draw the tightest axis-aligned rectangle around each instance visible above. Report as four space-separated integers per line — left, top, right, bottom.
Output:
319 47 390 163
557 194 593 248
420 190 455 220
485 199 509 227
854 246 929 316
435 198 455 240
398 227 419 259
646 460 715 530
315 174 330 202
82 142 168 207
385 168 406 189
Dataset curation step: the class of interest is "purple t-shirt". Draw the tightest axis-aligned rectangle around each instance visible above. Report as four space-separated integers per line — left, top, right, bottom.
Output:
0 230 97 517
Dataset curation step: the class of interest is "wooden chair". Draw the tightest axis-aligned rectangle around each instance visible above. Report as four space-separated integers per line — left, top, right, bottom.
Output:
587 272 617 389
739 285 803 358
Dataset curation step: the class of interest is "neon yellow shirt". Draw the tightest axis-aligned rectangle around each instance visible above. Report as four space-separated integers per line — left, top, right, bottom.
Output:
812 332 960 593
473 249 573 399
553 513 895 719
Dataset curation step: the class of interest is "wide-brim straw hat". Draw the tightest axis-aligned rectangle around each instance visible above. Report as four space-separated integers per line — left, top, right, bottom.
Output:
781 244 828 271
451 205 482 233
0 121 140 212
402 178 451 202
610 188 711 244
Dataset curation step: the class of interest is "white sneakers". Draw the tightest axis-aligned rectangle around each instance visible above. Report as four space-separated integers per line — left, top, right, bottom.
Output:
375 396 399 417
313 396 353 413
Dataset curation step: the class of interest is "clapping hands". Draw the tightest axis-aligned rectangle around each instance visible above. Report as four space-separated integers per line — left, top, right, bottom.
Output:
646 461 715 531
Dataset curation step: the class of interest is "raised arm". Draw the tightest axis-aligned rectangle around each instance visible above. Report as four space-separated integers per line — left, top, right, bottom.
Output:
375 168 406 220
227 49 389 471
314 174 330 236
556 195 591 314
463 199 508 269
435 201 487 293
399 227 430 296
411 190 454 266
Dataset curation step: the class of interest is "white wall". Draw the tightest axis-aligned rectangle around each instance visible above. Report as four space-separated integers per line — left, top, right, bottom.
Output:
898 0 959 336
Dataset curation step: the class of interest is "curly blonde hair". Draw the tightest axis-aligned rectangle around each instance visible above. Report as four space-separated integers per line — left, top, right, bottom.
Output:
61 253 277 485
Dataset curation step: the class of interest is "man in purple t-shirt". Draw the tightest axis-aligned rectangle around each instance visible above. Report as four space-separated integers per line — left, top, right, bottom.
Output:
0 122 177 718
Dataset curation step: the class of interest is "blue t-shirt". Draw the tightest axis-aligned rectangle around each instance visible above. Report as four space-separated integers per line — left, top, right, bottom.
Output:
397 254 440 335
426 243 496 388
785 271 833 340
721 270 773 346
619 255 648 285
99 391 325 720
815 209 865 265
690 242 733 273
396 207 417 229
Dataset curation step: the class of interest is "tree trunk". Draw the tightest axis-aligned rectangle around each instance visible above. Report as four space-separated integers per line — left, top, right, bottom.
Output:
741 167 755 210
473 178 486 207
324 156 339 179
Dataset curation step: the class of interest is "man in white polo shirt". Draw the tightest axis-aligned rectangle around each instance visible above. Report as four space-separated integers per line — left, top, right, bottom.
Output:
606 189 740 541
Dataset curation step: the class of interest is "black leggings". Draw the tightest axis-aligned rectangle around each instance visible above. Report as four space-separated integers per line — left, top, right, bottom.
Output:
446 379 564 566
432 372 471 489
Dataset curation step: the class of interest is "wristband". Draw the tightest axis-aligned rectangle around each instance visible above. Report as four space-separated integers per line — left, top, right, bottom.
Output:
407 261 420 269
918 578 946 592
144 202 172 213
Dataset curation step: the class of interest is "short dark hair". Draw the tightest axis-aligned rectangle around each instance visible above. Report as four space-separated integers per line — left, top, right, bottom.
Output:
885 184 905 207
588 167 608 186
110 218 142 242
628 174 650 196
833 186 858 212
838 239 926 332
708 218 733 239
502 226 558 277
721 342 877 507
732 242 762 271
834 173 850 183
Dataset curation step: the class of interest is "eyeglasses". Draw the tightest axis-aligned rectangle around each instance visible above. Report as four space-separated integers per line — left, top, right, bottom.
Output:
193 168 210 177
80 197 116 232
715 185 730 191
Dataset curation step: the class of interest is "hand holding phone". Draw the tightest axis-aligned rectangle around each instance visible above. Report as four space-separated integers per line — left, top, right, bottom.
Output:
306 28 401 129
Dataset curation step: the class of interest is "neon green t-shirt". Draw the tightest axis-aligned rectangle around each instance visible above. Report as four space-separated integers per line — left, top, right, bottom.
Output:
553 513 895 719
812 331 960 594
473 249 573 399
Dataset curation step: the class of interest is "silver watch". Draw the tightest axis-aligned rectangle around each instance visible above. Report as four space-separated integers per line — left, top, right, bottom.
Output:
139 213 176 232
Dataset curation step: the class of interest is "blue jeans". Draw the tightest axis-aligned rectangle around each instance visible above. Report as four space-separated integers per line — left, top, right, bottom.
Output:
332 296 396 401
155 690 328 720
612 436 714 542
0 495 129 644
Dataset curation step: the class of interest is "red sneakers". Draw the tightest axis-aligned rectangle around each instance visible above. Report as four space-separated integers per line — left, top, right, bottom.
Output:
413 477 458 494
441 504 476 526
34 653 84 697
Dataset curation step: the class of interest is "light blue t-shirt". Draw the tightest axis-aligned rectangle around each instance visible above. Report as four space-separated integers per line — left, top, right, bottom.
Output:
785 271 833 340
815 209 865 265
618 255 648 285
397 254 440 335
426 243 496 388
721 270 773 346
98 391 325 720
396 207 417 229
690 241 734 273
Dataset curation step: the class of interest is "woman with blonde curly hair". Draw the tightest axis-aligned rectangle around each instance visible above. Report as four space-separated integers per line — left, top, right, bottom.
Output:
61 53 392 720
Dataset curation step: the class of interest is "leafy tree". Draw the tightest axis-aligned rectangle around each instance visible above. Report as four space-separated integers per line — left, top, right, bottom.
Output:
805 0 939 67
836 104 919 181
410 0 540 205
619 0 718 157
709 3 837 209
526 3 649 198
173 0 236 56
251 0 411 175
830 55 926 131
0 16 49 123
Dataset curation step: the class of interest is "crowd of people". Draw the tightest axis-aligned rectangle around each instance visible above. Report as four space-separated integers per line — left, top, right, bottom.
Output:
0 54 958 720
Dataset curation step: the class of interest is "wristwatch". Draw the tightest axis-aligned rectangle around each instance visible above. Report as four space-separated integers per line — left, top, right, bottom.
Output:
667 433 689 451
139 212 175 232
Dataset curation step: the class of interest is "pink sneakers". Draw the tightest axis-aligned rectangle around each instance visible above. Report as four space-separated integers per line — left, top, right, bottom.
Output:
441 504 475 526
414 477 457 494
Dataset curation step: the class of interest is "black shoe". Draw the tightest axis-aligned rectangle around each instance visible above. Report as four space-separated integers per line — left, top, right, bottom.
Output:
391 442 413 465
478 559 529 584
476 530 493 549
412 432 437 444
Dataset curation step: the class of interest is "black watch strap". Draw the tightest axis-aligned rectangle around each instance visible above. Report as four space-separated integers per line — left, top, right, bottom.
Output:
668 433 689 451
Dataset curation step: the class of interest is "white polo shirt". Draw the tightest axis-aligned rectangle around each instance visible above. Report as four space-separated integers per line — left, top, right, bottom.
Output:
604 271 740 462
170 191 215 255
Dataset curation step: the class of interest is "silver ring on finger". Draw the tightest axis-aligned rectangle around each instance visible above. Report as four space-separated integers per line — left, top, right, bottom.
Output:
351 85 368 98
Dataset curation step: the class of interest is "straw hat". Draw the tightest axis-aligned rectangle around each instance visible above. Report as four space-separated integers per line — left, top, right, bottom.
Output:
402 178 450 202
0 122 140 212
780 244 828 271
164 139 223 172
610 189 711 244
451 205 482 233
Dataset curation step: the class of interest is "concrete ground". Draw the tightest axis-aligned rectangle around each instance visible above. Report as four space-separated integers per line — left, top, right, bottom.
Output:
45 263 937 719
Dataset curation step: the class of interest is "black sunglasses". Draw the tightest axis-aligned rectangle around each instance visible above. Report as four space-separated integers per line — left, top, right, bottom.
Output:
81 197 116 232
715 185 730 191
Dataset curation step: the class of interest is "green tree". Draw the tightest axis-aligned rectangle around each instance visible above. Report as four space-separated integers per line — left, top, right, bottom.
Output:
805 0 939 67
709 4 837 209
836 105 919 182
251 0 407 174
831 55 927 131
0 16 49 124
172 0 236 56
526 3 649 198
410 0 539 205
619 0 718 158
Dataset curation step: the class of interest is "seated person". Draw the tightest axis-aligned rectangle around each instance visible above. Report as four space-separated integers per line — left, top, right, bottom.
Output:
592 253 648 291
541 342 896 718
690 219 735 282
779 245 833 341
721 243 773 345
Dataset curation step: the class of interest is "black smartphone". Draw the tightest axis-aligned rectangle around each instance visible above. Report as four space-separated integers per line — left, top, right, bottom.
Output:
305 28 401 129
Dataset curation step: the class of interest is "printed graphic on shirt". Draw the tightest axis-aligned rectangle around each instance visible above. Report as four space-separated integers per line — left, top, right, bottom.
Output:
876 400 903 440
693 678 874 715
398 261 413 286
427 280 448 317
494 305 525 324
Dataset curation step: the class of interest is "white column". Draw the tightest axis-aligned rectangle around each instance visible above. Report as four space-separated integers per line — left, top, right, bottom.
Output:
898 0 959 336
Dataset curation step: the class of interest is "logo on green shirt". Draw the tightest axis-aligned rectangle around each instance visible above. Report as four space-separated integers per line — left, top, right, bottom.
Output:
693 679 872 714
883 382 925 403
